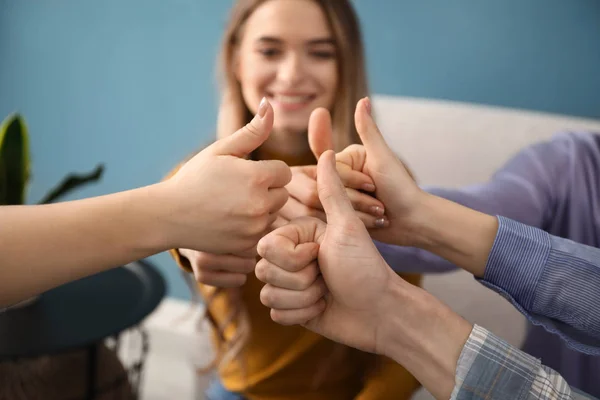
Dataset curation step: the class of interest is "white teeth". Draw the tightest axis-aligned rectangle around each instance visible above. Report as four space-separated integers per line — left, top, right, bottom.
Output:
273 95 310 104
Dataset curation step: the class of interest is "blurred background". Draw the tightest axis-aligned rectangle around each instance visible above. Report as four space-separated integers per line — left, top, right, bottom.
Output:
1 2 600 398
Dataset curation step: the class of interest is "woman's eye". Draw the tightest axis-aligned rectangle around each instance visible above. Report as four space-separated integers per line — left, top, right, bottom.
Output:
311 51 335 60
258 48 281 58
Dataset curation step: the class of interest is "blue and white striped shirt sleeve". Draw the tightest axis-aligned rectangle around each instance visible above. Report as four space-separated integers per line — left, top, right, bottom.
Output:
452 325 597 400
479 216 600 355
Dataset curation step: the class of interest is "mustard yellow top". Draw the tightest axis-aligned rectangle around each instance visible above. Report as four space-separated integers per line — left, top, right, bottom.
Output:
168 149 421 400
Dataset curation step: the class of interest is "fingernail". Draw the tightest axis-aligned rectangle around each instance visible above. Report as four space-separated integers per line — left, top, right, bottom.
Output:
258 97 268 119
374 217 389 228
362 183 376 192
364 97 372 116
369 206 384 216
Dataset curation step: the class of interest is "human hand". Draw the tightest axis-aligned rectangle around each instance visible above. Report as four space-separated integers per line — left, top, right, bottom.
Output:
162 98 291 254
256 150 398 353
338 98 427 247
280 108 388 229
178 249 256 288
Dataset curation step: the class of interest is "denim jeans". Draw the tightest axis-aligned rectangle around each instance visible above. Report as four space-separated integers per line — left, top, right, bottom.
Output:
204 379 246 400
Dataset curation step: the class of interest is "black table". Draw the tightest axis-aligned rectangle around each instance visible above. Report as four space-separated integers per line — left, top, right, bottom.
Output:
0 259 166 399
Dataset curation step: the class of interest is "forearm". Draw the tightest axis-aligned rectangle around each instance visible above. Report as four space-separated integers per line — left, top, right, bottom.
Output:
376 240 457 274
409 193 498 278
376 177 549 276
378 276 472 400
378 265 596 400
409 193 600 346
0 183 169 307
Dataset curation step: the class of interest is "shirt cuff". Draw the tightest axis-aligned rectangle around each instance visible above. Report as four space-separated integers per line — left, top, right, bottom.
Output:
479 217 600 355
483 216 550 310
452 324 539 400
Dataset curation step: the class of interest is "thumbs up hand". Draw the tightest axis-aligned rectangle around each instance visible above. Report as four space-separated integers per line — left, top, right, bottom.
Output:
165 98 291 255
256 150 395 354
279 108 389 229
350 97 425 247
287 97 428 247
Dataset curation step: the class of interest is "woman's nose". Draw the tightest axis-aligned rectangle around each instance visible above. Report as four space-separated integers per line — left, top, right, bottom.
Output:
277 54 305 86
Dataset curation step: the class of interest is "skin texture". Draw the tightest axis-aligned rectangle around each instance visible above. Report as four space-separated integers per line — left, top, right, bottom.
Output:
0 99 292 308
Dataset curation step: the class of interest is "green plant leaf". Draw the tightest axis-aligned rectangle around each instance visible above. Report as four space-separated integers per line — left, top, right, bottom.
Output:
38 164 105 204
0 113 30 206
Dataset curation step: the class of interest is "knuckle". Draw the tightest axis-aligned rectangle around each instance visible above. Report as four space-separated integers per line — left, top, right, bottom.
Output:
256 236 272 260
289 255 311 273
264 264 277 284
300 291 316 307
298 276 313 291
270 309 289 325
191 251 211 267
260 286 275 307
273 160 292 184
247 219 268 237
244 120 262 139
254 259 269 282
299 266 318 289
345 144 363 153
194 269 211 285
249 165 270 187
246 197 269 218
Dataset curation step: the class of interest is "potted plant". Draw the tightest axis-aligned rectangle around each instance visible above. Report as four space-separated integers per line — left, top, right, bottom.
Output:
0 113 105 309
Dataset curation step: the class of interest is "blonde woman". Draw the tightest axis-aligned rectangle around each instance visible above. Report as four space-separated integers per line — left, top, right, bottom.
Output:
169 1 422 399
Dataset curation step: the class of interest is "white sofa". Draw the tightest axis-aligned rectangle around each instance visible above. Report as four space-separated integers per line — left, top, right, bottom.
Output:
140 96 600 400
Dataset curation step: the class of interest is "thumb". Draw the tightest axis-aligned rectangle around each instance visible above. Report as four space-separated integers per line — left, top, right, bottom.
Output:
317 150 356 224
210 98 274 157
308 108 334 160
354 98 395 159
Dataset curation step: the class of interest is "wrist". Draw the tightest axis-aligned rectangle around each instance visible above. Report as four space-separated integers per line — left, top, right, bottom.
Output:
407 193 498 277
395 192 440 248
378 274 472 399
131 182 177 253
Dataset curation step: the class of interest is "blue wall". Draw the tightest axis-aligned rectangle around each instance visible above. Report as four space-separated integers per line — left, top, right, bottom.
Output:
354 1 600 119
1 0 599 300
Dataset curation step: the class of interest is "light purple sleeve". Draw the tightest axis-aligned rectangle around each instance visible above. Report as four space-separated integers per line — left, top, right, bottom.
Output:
378 133 572 274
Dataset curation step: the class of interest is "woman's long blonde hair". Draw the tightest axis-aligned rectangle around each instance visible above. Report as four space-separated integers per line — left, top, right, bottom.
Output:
215 0 369 151
201 0 371 378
